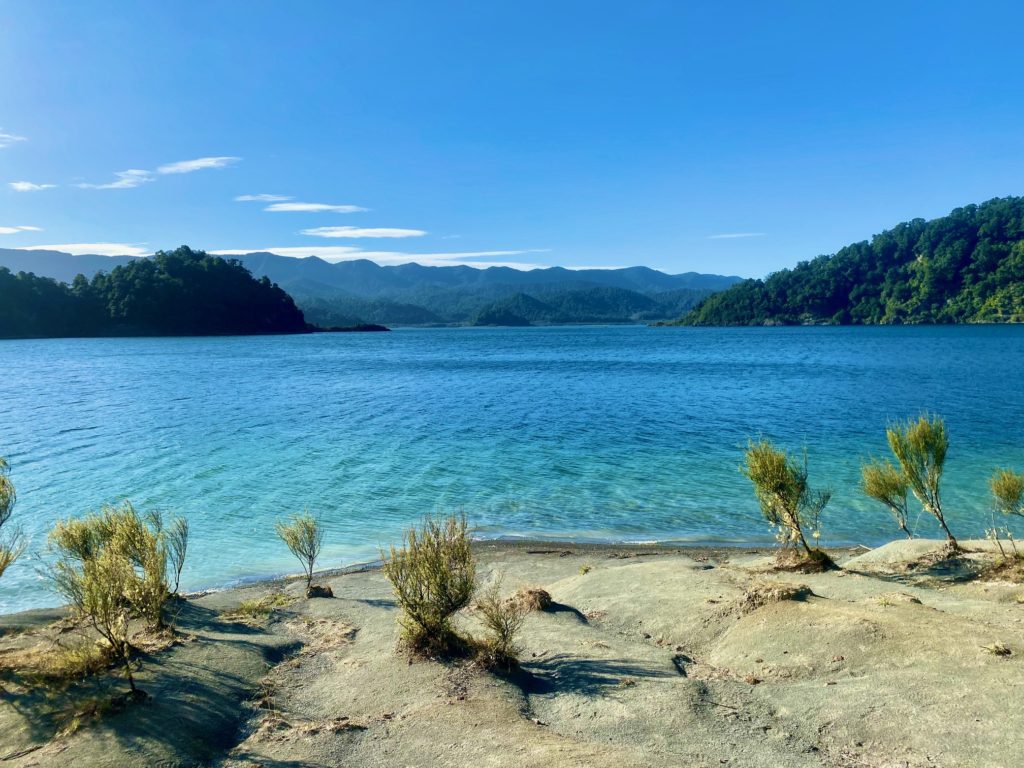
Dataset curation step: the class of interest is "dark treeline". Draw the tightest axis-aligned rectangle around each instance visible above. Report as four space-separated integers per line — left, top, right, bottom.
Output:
679 196 1024 326
0 246 310 338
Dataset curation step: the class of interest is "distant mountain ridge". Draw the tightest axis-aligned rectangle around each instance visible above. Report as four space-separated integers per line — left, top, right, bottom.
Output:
0 248 742 326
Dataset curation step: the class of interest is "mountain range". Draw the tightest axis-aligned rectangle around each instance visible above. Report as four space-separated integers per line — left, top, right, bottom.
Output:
0 249 741 326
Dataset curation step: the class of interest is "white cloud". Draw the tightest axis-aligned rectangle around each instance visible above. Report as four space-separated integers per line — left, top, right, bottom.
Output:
0 225 42 234
9 181 56 191
77 169 154 190
264 202 368 213
707 232 766 239
0 131 26 149
158 156 240 174
301 226 427 239
18 243 149 257
235 193 292 202
209 246 549 269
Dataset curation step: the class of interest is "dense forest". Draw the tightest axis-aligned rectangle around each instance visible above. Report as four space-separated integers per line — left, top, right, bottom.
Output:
0 246 309 338
678 197 1024 326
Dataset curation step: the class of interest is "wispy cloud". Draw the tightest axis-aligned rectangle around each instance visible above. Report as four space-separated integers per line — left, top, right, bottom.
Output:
0 225 42 234
209 246 548 269
158 156 240 174
707 232 766 239
77 169 155 190
264 202 368 213
9 181 56 192
0 131 26 149
17 242 149 257
77 155 240 190
235 193 292 202
301 226 427 239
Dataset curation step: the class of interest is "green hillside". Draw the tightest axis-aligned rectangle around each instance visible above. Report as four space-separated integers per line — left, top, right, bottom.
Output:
678 197 1024 326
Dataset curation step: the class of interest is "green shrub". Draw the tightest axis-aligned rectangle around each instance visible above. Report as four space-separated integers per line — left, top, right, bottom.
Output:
48 502 188 696
991 469 1024 519
49 540 142 695
0 457 25 581
382 515 476 656
475 579 527 669
885 414 957 549
861 458 913 538
742 439 831 560
275 513 324 592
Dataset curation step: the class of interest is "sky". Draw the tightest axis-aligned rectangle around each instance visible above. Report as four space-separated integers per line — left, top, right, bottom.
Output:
1 1 1023 277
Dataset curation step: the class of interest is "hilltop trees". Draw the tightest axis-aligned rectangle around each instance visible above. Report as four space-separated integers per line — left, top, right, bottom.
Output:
681 196 1024 325
0 246 309 338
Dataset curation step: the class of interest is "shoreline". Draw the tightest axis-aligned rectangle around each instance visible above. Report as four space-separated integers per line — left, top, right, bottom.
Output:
0 538 835 624
2 535 1021 767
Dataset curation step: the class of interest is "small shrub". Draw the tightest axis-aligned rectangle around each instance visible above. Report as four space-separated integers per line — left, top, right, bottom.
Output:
861 458 913 538
382 514 476 656
166 517 190 595
579 565 592 575
885 414 957 550
0 457 26 581
49 543 143 695
475 579 527 670
275 513 324 592
981 641 1011 657
48 502 183 696
742 439 832 563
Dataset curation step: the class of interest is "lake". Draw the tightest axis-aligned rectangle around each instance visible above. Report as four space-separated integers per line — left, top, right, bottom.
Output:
1 325 1023 613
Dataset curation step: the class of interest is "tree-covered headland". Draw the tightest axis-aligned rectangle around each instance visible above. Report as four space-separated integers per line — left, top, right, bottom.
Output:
0 246 310 338
679 197 1024 326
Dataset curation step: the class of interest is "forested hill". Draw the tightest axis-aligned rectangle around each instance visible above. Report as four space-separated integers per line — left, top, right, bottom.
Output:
0 248 742 326
0 246 309 338
678 197 1024 326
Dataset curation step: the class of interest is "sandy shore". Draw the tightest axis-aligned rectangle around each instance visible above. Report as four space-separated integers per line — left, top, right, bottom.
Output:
1 538 1023 767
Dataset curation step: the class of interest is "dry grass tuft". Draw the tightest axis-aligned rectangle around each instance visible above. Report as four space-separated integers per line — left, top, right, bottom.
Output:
226 593 295 623
513 587 553 612
734 581 813 616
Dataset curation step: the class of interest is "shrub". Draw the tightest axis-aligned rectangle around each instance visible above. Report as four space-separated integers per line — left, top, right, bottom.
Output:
991 469 1024 520
49 542 142 696
0 457 25 581
275 513 324 593
861 458 913 538
166 517 190 595
475 579 527 669
48 502 184 696
988 469 1024 558
742 439 832 560
49 503 185 630
382 514 476 656
885 414 957 550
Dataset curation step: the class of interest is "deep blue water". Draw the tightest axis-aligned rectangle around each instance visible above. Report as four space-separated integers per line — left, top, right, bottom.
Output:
1 325 1023 612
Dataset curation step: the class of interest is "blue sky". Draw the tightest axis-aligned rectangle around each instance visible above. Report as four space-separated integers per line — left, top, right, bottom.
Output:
1 1 1023 277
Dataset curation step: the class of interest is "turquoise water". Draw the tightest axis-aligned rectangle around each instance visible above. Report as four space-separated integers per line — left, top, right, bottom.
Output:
1 325 1023 613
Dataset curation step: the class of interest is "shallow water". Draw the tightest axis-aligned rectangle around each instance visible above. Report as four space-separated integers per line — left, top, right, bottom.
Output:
1 325 1023 612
